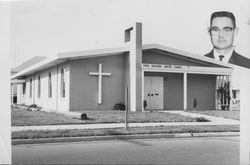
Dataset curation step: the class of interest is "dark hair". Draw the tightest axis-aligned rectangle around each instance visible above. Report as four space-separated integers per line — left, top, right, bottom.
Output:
210 11 236 28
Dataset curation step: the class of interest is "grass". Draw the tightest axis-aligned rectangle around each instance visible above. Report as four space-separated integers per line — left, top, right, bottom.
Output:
12 107 83 126
12 106 240 140
12 125 239 139
12 106 195 126
189 110 240 120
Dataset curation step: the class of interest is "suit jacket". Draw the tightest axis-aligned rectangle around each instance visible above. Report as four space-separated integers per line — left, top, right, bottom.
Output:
204 50 250 69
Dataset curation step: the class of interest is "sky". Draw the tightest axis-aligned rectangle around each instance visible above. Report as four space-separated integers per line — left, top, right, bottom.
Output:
10 0 250 68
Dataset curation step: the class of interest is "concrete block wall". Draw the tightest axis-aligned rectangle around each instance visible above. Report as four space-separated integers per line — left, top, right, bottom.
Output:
57 63 70 112
18 83 27 105
24 75 35 106
16 84 22 104
24 68 57 111
21 62 70 112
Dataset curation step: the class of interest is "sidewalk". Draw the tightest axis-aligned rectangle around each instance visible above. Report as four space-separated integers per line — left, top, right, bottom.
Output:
165 110 239 124
12 111 240 132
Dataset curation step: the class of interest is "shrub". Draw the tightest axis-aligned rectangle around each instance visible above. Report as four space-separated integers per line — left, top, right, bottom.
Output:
143 100 147 110
81 113 88 120
28 104 41 111
221 105 226 110
193 98 197 110
193 116 210 122
113 103 126 111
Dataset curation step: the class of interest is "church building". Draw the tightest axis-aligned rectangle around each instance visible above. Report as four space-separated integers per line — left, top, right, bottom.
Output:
11 23 234 112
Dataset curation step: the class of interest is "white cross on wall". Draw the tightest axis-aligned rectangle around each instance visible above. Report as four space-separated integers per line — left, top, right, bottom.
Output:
89 63 111 104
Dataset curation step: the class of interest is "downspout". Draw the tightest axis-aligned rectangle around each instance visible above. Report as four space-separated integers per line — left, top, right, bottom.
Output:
56 64 58 111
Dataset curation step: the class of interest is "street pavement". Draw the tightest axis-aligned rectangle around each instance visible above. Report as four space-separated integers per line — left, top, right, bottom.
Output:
11 110 239 131
12 136 239 165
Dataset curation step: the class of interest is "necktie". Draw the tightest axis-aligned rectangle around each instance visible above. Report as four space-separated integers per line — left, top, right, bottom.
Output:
219 55 224 61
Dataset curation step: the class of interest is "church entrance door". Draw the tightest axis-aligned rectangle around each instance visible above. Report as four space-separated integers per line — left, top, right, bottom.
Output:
144 76 164 110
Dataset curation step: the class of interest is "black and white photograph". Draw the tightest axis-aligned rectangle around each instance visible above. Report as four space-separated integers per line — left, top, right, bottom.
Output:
1 0 250 164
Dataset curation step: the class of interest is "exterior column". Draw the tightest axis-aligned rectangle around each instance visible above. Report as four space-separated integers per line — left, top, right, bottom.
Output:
218 76 222 110
183 72 187 110
141 70 144 111
228 75 232 111
125 22 142 112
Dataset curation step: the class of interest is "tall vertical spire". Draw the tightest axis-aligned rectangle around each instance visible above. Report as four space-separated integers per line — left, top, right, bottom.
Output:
124 22 142 112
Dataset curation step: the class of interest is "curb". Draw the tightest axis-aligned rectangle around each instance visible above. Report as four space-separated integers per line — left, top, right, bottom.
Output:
12 131 239 145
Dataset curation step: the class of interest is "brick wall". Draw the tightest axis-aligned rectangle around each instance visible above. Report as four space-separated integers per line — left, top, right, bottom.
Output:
21 62 70 112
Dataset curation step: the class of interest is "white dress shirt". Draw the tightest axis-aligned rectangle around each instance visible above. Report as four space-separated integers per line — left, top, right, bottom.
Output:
213 49 234 63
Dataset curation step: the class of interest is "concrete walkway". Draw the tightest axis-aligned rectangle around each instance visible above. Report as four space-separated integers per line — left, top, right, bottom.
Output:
165 111 239 124
12 111 239 132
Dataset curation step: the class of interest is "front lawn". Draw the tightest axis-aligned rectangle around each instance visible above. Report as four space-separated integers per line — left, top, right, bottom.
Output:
189 110 240 120
12 106 195 126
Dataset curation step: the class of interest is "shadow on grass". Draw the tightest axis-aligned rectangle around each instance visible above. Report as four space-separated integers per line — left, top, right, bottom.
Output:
72 117 95 121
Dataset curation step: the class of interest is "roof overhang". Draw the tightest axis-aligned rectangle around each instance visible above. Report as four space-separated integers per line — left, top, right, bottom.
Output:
11 43 234 80
11 79 26 84
58 46 130 60
142 44 234 68
59 44 234 68
11 57 68 79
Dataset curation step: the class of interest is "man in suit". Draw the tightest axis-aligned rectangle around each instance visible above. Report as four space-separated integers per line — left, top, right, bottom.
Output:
205 11 250 69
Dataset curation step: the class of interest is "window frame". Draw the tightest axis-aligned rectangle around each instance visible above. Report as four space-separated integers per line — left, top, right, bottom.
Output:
48 72 52 98
61 68 66 98
23 83 26 95
38 75 41 98
29 78 32 98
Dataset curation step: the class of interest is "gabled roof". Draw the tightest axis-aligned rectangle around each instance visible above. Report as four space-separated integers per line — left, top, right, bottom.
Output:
11 43 234 80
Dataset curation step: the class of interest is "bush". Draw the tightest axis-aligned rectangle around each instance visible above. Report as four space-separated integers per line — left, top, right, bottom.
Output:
113 103 126 111
193 98 197 110
81 113 88 120
28 104 41 111
193 116 210 122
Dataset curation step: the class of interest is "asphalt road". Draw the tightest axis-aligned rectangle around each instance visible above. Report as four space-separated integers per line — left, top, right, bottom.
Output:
12 136 239 165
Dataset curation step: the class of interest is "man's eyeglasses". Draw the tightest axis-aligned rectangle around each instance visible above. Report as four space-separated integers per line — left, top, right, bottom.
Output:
209 26 235 36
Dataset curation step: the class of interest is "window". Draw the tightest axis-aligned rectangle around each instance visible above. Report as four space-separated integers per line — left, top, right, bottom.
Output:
23 83 26 95
61 68 65 98
48 72 52 98
29 78 32 98
38 75 41 98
